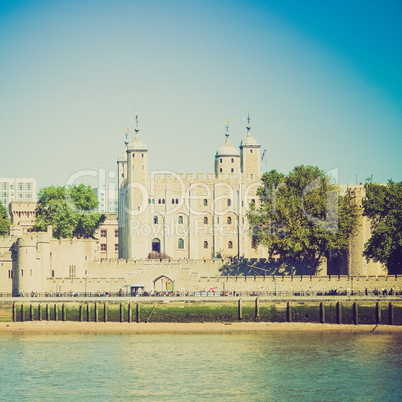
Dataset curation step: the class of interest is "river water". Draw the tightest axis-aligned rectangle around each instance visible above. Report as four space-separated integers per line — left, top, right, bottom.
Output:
1 331 401 401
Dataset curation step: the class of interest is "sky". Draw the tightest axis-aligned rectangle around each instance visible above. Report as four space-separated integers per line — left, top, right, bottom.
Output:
0 0 401 190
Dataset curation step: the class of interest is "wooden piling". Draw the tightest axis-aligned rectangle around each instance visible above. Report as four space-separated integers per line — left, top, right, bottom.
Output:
38 304 41 321
120 303 124 323
287 301 292 323
136 303 140 323
128 303 132 323
12 302 15 322
376 302 381 325
104 303 107 323
255 297 260 320
30 304 33 321
336 301 342 324
54 304 58 321
86 303 90 322
353 302 358 325
95 302 98 323
320 302 325 324
238 299 243 320
21 304 24 322
389 302 394 325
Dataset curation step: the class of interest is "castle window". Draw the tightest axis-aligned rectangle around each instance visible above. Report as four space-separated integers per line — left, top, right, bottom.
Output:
227 199 231 207
101 230 106 237
219 168 222 173
115 230 118 238
162 199 165 204
251 199 255 204
228 241 233 249
220 158 222 163
154 216 158 224
176 198 179 204
204 241 208 249
227 216 232 224
172 198 175 204
250 174 254 180
231 158 234 163
132 153 135 157
178 238 184 249
141 153 144 158
250 149 253 153
101 244 107 252
204 199 207 206
204 217 208 224
148 199 151 204
158 199 161 204
115 244 118 252
231 168 234 173
21 269 23 277
178 216 183 224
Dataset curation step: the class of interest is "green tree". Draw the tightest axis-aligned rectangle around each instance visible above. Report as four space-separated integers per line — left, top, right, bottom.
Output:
248 166 359 274
363 180 402 274
32 184 105 239
0 200 10 236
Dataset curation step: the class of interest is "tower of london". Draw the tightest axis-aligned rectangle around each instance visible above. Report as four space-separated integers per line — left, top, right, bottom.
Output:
117 113 266 260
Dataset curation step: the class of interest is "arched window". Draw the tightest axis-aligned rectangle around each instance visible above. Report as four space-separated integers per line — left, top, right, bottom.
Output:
227 199 231 207
228 241 233 249
220 158 223 163
204 241 208 249
204 199 207 206
178 238 184 249
251 199 255 204
154 216 158 224
204 217 208 224
231 158 234 163
178 216 183 224
227 216 232 224
219 168 222 173
176 198 179 204
141 153 144 158
231 168 234 173
250 149 253 153
250 174 254 180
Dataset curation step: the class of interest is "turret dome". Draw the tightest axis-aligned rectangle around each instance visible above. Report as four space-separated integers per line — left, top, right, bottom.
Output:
127 133 147 151
241 131 259 146
118 149 127 162
216 137 240 157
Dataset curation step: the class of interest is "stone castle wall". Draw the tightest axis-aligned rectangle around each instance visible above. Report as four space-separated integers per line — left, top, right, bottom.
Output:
0 230 399 296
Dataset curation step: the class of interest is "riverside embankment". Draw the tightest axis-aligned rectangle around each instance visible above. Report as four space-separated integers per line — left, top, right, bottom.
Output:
1 296 401 326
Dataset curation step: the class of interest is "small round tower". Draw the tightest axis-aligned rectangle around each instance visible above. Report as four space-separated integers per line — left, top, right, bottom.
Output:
215 120 240 177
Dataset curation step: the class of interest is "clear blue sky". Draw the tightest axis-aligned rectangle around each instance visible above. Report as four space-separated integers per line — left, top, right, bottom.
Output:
0 0 401 189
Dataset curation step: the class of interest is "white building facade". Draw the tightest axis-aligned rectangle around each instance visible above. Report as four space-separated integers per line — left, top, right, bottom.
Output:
0 178 37 208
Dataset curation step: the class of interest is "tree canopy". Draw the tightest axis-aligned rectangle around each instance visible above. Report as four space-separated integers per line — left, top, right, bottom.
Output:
363 180 402 274
32 184 105 239
0 200 10 236
248 166 359 274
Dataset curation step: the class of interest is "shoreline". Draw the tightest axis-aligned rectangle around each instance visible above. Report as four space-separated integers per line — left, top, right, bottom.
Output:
1 321 402 335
